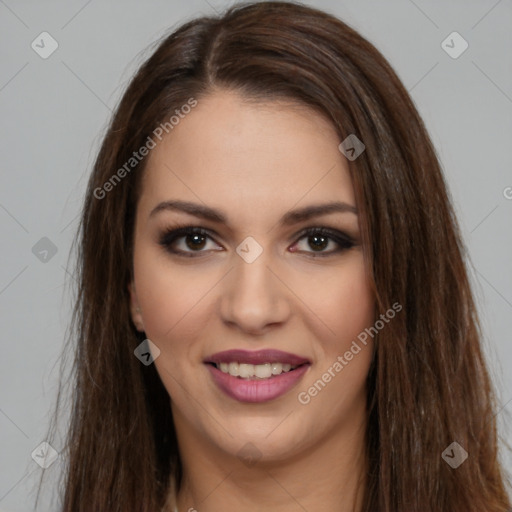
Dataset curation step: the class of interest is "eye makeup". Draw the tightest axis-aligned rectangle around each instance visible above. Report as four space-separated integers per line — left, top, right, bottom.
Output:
157 223 357 258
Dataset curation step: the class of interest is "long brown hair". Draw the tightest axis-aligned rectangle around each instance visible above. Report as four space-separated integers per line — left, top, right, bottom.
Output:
42 1 510 510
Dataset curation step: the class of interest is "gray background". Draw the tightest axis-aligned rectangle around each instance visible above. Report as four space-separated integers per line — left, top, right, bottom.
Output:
0 0 511 510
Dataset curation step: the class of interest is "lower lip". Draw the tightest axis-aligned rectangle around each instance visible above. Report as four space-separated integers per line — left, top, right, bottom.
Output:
206 363 310 403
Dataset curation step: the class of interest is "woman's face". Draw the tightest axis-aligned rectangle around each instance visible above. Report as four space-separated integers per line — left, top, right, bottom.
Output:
130 89 375 463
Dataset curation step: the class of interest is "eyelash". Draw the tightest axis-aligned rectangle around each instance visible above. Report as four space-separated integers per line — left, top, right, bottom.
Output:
158 224 355 258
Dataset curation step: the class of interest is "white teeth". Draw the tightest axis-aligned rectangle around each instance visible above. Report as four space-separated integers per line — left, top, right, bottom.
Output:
216 362 299 379
255 363 272 379
271 362 282 375
228 362 239 376
239 363 254 378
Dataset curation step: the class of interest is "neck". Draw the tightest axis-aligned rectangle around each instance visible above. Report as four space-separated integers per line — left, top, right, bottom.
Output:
173 416 367 512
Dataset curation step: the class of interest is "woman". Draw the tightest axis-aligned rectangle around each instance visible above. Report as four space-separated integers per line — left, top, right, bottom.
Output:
45 1 511 510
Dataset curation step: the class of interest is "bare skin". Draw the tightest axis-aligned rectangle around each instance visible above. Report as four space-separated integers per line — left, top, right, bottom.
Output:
129 89 375 512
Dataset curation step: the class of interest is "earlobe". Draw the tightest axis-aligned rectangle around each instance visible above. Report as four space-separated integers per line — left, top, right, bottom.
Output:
128 282 145 332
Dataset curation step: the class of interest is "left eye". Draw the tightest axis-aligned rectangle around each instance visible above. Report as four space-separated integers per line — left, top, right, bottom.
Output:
292 228 355 256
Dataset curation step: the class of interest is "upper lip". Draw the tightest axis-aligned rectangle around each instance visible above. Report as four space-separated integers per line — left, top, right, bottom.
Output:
205 349 310 366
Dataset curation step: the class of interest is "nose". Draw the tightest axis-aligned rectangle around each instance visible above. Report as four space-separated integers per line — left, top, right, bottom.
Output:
219 250 291 335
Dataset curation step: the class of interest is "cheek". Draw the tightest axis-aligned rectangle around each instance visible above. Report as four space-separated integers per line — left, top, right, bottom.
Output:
296 254 375 352
133 245 218 341
293 256 374 429
327 264 374 342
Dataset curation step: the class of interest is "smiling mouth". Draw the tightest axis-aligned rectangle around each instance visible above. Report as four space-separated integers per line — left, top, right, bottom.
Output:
205 350 311 402
208 361 306 379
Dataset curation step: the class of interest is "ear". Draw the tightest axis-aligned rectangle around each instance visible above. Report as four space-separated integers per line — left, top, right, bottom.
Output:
128 281 145 332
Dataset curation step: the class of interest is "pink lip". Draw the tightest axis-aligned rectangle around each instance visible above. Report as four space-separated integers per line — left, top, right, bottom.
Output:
204 349 311 403
204 349 310 366
206 364 310 403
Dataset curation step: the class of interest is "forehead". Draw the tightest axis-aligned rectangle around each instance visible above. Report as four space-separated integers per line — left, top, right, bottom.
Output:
139 90 355 218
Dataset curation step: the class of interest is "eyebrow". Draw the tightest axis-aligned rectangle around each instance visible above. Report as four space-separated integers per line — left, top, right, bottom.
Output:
149 199 357 225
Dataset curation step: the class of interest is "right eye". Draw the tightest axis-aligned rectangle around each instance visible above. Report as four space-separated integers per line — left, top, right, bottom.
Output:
159 226 223 257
